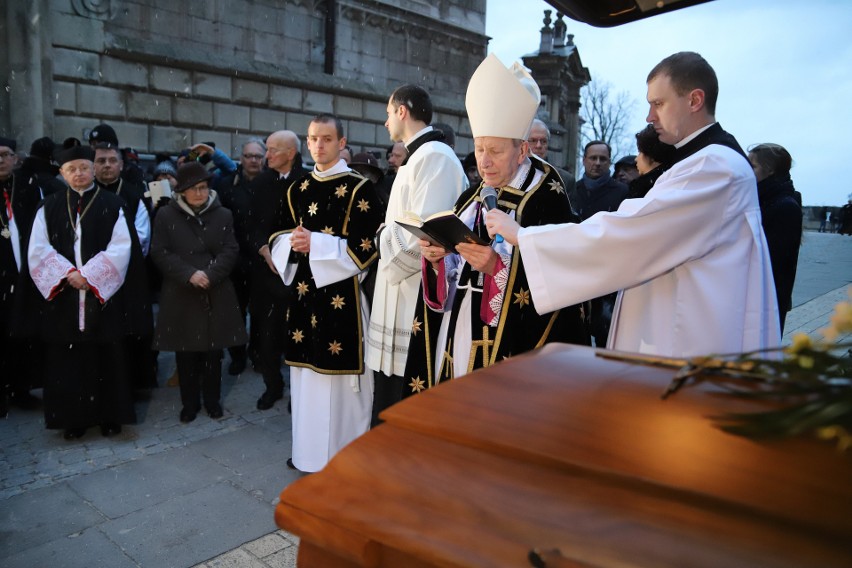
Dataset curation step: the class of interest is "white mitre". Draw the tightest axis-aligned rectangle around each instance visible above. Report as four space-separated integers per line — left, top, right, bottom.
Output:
465 53 541 140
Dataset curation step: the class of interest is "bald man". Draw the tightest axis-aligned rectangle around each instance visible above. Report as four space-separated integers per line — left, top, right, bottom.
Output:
250 130 311 411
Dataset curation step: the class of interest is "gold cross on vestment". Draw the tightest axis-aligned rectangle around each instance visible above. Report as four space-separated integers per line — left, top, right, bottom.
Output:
439 338 454 380
468 326 494 369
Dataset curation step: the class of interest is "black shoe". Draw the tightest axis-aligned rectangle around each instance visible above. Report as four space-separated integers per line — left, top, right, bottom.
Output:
179 408 197 423
100 423 122 437
286 458 297 470
63 428 86 440
9 391 40 410
256 390 283 410
227 357 247 376
206 403 223 419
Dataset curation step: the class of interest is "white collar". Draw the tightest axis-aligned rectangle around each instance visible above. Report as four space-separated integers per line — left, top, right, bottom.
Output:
674 122 716 149
404 125 434 146
313 159 350 178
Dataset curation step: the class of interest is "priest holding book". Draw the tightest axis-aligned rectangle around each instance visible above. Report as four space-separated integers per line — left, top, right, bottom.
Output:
403 54 589 394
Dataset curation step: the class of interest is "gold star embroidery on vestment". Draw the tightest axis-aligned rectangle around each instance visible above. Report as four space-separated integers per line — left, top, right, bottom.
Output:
292 329 304 343
356 198 370 212
359 238 373 252
411 316 422 335
334 184 348 198
311 314 318 328
548 179 564 193
409 376 425 393
308 202 318 216
322 226 334 235
513 288 531 307
331 295 346 309
296 281 309 298
299 179 310 192
328 340 342 355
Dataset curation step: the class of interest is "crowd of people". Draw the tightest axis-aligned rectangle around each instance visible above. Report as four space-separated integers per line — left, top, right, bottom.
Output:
1 50 807 473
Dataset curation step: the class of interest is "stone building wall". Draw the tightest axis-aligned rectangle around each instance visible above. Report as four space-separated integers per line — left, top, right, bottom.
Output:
1 0 488 160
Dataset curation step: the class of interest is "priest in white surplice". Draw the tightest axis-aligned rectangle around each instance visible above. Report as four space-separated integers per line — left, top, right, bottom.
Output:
366 85 467 425
486 52 781 358
269 114 383 472
28 145 135 439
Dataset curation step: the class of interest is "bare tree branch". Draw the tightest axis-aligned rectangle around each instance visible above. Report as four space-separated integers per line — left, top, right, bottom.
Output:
579 79 637 161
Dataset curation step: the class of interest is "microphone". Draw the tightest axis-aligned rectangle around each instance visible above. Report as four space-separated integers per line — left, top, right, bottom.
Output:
479 186 503 243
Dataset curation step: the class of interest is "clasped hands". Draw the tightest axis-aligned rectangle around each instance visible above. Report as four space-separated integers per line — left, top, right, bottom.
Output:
66 270 90 291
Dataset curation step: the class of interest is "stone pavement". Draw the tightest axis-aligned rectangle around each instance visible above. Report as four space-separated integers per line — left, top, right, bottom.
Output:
1 232 850 568
0 357 302 568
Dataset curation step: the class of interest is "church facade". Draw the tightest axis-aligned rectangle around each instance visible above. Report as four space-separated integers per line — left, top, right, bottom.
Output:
1 0 586 173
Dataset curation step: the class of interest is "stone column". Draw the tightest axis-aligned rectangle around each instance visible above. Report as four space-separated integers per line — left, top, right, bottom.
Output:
1 0 52 143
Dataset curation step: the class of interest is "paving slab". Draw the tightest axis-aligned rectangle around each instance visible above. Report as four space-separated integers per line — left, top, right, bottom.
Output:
100 482 275 568
0 483 105 559
1 526 139 568
68 445 233 519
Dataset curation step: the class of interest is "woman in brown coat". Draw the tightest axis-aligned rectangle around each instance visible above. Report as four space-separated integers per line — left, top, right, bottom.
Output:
151 162 247 422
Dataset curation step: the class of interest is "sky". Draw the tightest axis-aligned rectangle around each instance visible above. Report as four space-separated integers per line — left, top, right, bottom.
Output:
485 0 852 206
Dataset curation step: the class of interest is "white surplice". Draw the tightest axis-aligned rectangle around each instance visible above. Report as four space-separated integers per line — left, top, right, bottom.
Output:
270 159 373 472
519 143 780 358
365 128 467 376
28 189 131 331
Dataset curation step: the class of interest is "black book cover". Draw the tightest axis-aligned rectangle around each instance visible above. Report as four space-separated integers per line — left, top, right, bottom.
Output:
396 210 489 252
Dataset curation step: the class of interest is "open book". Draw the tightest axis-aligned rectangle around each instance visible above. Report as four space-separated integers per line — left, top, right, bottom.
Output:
396 210 489 252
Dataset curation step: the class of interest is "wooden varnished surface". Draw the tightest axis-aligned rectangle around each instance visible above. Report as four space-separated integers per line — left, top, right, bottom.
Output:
275 344 852 567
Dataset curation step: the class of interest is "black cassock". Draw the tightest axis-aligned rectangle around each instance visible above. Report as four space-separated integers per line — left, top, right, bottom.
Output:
29 187 140 429
403 157 590 396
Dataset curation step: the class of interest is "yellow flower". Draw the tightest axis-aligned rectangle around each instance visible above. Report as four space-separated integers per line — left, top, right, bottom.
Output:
816 426 852 452
829 301 852 333
797 355 815 369
784 333 812 355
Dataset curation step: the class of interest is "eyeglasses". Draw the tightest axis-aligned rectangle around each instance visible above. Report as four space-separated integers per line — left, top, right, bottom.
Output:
0 151 15 161
185 186 210 194
242 153 264 160
528 138 548 146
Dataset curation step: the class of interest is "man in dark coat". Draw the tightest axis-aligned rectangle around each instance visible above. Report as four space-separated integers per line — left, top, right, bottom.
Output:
94 143 156 390
567 140 629 346
1 136 44 414
250 130 310 410
27 145 136 439
214 138 267 374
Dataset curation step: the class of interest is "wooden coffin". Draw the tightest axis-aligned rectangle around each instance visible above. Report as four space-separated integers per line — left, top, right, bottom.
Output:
275 344 852 567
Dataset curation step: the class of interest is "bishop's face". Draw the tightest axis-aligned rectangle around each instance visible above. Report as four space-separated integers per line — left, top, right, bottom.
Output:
646 73 694 146
60 159 95 191
474 137 528 189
